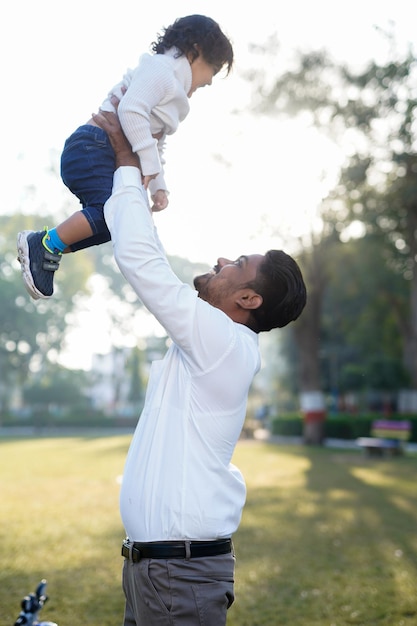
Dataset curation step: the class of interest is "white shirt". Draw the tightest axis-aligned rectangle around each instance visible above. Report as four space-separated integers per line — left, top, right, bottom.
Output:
104 167 261 541
100 48 191 196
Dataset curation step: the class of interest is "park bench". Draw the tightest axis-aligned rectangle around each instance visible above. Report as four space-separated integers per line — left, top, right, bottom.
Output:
356 419 411 456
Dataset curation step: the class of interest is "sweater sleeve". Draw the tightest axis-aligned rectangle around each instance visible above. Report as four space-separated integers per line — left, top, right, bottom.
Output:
148 135 167 195
117 55 177 178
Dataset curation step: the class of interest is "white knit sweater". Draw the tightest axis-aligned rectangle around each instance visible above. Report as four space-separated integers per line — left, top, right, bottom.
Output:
100 48 192 195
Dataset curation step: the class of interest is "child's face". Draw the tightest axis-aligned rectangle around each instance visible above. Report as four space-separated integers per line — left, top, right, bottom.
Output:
188 54 219 97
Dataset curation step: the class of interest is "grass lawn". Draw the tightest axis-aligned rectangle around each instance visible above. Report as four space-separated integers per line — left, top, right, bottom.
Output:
1 435 416 625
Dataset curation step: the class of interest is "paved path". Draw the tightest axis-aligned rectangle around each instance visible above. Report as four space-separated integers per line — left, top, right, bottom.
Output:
253 428 417 452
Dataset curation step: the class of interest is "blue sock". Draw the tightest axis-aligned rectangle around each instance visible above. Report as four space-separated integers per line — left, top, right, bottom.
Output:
43 228 66 253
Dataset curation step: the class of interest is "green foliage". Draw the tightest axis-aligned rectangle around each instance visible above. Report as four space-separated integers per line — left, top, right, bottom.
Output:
271 414 303 437
324 415 374 440
271 414 417 442
0 409 121 428
321 235 410 393
126 347 145 405
0 215 76 410
246 31 417 390
23 365 91 408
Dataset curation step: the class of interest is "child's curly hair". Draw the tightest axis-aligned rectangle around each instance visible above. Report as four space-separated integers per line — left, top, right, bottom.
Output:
151 15 234 74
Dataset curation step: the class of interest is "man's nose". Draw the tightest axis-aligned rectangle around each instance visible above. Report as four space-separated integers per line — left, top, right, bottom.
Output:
217 257 232 267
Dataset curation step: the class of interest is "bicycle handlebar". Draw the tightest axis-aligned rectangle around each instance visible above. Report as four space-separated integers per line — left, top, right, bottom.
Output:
14 580 57 626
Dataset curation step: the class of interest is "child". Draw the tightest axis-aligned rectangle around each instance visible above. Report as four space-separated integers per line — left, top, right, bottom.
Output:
17 14 233 300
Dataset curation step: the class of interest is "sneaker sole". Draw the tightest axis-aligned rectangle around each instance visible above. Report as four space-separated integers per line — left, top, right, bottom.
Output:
17 231 51 300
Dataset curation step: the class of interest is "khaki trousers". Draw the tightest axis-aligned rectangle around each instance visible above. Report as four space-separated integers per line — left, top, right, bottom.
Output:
122 552 235 625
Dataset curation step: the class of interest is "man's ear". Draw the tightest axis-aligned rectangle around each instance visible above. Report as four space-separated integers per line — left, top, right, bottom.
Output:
236 290 263 311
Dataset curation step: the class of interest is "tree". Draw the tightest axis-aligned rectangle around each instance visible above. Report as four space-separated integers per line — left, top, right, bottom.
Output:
0 216 75 411
317 43 417 387
321 235 409 403
23 365 91 410
292 238 331 442
245 28 417 420
127 346 145 408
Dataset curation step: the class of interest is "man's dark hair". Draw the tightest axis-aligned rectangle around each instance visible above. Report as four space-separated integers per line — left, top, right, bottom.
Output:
247 250 307 332
151 15 234 74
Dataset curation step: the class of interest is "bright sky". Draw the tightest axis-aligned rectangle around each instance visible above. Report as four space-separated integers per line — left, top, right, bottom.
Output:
3 0 414 368
4 0 414 259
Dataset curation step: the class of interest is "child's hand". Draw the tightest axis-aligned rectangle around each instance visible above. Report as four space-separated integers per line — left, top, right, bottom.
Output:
151 190 169 212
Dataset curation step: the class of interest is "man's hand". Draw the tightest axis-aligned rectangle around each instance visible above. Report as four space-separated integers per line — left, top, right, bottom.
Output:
142 174 158 190
92 109 140 170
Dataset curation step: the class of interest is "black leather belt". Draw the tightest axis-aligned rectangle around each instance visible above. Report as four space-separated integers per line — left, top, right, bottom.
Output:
121 538 232 561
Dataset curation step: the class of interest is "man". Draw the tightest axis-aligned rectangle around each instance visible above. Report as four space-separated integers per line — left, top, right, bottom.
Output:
95 109 306 626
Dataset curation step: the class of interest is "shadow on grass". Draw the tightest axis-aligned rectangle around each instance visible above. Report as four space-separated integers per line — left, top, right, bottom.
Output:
230 444 417 626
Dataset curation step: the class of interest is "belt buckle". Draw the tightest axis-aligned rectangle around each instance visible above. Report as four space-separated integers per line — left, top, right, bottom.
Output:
123 540 141 562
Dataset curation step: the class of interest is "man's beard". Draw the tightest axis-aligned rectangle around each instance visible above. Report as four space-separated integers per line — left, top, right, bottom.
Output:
193 272 212 301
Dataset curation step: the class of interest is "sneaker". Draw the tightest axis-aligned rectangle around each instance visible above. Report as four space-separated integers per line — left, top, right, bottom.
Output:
17 229 62 300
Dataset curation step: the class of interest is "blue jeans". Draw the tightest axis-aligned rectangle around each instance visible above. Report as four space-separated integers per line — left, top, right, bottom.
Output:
60 125 115 251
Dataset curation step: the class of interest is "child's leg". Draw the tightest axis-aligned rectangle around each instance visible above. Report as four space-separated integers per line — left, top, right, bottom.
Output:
47 208 112 255
17 125 115 299
46 212 94 253
60 125 115 251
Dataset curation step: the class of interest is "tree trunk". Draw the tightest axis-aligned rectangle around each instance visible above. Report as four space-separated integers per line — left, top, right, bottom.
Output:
402 191 417 387
300 390 326 444
293 244 327 445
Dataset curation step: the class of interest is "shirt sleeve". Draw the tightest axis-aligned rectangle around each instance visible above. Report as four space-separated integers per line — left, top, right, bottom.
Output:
104 167 239 371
